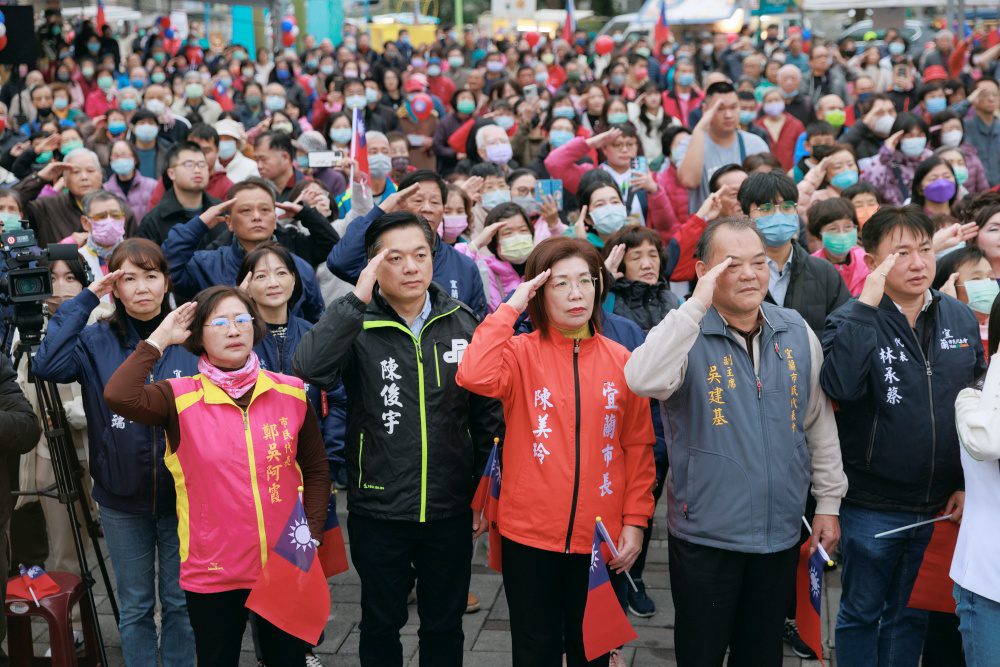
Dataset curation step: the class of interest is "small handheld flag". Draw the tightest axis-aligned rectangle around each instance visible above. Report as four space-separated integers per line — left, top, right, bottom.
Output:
595 517 638 593
317 492 349 578
563 0 577 45
907 517 959 613
653 0 671 54
245 489 331 645
7 565 60 606
582 521 637 660
473 438 503 572
350 107 369 183
795 542 826 665
95 0 107 33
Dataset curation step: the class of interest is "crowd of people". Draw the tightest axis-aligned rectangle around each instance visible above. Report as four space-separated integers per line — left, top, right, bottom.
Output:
1 8 1000 667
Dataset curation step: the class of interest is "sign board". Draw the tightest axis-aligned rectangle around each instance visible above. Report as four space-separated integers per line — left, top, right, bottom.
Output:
490 0 536 20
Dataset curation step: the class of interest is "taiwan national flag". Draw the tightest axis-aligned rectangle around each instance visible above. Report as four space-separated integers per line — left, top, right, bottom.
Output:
245 497 331 645
471 442 498 517
7 565 61 602
317 492 350 578
795 542 826 665
563 0 577 45
654 0 671 54
351 106 369 182
582 524 637 660
472 441 503 572
96 0 107 32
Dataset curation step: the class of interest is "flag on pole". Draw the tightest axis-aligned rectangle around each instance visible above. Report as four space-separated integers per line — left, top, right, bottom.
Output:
471 439 499 516
7 565 60 604
908 518 959 613
795 542 826 665
582 523 637 660
472 438 503 572
245 495 331 645
350 106 369 182
317 492 349 578
95 0 107 32
563 0 577 45
653 0 671 54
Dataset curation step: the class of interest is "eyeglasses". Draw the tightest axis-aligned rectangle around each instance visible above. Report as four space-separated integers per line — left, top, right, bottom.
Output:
548 277 597 294
204 313 254 330
755 201 798 215
178 160 209 171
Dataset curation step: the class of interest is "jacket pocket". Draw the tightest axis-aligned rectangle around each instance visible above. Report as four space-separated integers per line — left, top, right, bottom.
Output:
683 448 753 542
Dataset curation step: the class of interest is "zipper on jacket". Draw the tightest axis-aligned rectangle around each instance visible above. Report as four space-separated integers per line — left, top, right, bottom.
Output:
358 433 364 488
434 342 441 387
905 324 937 504
149 372 156 514
736 333 770 549
564 339 583 553
865 414 880 468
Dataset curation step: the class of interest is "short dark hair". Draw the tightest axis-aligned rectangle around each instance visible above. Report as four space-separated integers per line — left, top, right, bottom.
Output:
226 176 277 202
188 122 220 147
255 130 295 159
398 169 447 204
859 205 934 253
842 180 881 204
890 112 929 138
103 239 172 343
932 245 987 291
806 197 858 238
524 237 603 337
184 286 266 357
704 81 736 100
660 125 690 159
737 170 799 214
577 169 620 214
131 109 158 125
742 153 783 173
470 162 504 179
708 164 746 193
695 216 766 261
236 242 304 310
911 156 957 208
165 140 205 169
506 168 536 187
363 211 436 259
805 121 836 139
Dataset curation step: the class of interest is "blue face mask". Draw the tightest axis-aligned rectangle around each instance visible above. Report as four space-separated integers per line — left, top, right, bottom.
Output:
330 127 352 145
925 97 947 114
754 212 800 246
677 73 695 87
111 157 135 176
481 189 511 210
739 109 756 125
830 169 859 191
549 129 574 148
590 203 628 235
607 112 629 125
964 279 1000 315
108 121 127 136
553 107 576 119
297 155 309 169
822 229 857 256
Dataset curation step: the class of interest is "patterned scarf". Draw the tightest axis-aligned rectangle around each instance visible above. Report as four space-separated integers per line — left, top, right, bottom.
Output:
198 351 260 399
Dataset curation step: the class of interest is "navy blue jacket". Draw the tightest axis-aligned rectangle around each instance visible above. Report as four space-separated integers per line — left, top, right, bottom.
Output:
32 290 199 515
254 316 346 478
821 294 986 513
163 215 325 323
326 205 488 319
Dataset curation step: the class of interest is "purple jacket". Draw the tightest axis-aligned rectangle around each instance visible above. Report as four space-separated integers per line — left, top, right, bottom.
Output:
104 173 159 222
860 144 932 206
959 144 991 195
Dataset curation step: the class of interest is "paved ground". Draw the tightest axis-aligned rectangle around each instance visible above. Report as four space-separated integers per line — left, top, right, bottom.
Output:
12 494 840 665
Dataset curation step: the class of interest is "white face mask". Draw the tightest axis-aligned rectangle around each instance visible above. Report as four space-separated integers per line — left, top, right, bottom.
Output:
872 114 895 137
940 129 963 148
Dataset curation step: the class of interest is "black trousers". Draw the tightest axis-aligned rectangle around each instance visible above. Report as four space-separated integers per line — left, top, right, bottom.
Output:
184 589 304 667
347 511 471 667
502 536 627 667
669 536 797 667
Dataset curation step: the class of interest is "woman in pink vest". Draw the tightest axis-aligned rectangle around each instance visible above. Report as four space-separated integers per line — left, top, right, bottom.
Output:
105 285 329 666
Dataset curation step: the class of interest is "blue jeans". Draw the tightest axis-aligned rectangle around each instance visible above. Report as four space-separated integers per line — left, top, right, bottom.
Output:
100 507 195 667
955 583 1000 665
835 503 934 667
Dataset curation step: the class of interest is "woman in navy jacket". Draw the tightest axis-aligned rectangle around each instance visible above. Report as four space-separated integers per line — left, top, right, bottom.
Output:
33 239 198 667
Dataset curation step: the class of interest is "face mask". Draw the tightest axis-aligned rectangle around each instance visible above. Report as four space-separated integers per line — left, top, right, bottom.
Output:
345 94 367 109
108 120 127 135
457 99 475 114
391 156 410 172
276 69 291 82
541 53 555 65
486 61 504 73
610 74 626 87
549 129 574 148
855 204 879 227
153 52 166 64
53 97 69 111
131 78 146 89
754 212 800 246
964 279 1000 315
120 98 138 112
701 44 714 57
265 95 286 111
82 66 95 78
923 178 956 203
364 88 380 105
567 71 581 82
330 127 352 144
857 92 872 105
824 109 846 127
246 94 262 108
97 75 114 90
830 169 859 190
953 165 969 185
635 47 651 58
553 107 576 119
940 129 963 148
499 232 534 264
607 111 628 125
822 229 858 256
738 109 756 125
89 216 125 247
151 72 166 84
873 116 895 137
535 72 549 85
296 155 309 169
145 99 165 115
925 97 946 114
440 214 467 242
57 72 71 82
306 59 319 70
111 157 135 175
888 42 905 56
449 56 464 69
485 142 513 164
218 77 233 90
218 139 238 160
272 122 293 134
482 189 511 210
495 116 515 130
0 211 21 229
412 58 426 69
763 101 785 117
780 89 798 100
369 153 392 178
35 150 53 164
88 42 100 55
428 65 442 77
185 83 204 99
677 73 695 87
61 140 83 154
900 136 927 158
512 196 539 216
134 124 159 142
241 67 255 78
590 203 628 235
319 64 336 76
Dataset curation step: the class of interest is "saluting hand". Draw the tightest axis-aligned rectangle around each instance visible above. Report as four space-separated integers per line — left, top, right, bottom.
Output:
147 301 199 351
353 249 389 304
691 257 733 310
858 253 897 308
507 269 551 314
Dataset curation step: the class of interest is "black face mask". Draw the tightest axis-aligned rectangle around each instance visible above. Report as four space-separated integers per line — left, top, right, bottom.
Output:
36 106 53 117
841 48 856 59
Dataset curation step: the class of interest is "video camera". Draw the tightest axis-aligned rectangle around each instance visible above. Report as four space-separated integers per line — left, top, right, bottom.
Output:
1 222 80 349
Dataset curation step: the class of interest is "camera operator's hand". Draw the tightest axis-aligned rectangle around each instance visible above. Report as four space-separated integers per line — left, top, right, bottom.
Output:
88 269 123 300
37 161 72 184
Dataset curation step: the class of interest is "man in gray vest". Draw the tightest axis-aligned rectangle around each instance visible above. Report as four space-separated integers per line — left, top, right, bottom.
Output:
625 217 847 665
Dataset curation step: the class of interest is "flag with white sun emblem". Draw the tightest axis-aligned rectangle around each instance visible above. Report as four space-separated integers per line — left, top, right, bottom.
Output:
246 496 331 645
795 541 826 665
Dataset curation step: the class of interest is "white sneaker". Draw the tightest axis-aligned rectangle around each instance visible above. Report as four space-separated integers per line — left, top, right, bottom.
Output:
305 652 324 667
44 630 84 657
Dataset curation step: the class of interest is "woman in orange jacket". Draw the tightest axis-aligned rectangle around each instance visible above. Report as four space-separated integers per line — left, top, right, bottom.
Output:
456 237 655 666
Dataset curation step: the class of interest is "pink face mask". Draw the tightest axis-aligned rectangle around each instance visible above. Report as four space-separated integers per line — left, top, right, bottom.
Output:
89 216 125 247
438 214 468 243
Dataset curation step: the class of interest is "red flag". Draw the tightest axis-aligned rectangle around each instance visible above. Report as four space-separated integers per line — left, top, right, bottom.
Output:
351 107 369 181
485 443 502 572
245 497 331 645
471 440 499 516
653 0 670 54
582 523 636 660
563 0 577 45
7 565 61 603
95 0 107 32
317 492 349 578
795 542 826 665
908 518 959 613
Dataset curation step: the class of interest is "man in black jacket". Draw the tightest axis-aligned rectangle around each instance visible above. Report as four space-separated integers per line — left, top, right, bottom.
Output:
821 206 985 666
0 354 42 664
293 212 501 667
738 171 850 336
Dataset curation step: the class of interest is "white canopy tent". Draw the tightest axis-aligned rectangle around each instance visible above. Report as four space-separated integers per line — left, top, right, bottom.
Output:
635 0 740 25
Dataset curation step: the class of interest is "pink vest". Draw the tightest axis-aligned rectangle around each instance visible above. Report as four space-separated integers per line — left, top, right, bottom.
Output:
165 371 308 593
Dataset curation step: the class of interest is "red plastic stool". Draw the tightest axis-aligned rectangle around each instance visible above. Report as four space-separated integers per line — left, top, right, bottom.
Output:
5 571 102 666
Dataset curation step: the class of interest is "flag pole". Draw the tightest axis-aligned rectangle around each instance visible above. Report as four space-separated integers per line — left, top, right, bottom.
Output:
873 514 953 539
801 516 834 566
595 517 639 593
349 108 356 187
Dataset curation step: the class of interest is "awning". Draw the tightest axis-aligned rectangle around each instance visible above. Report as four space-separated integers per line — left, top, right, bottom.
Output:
635 0 739 25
